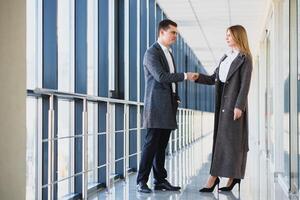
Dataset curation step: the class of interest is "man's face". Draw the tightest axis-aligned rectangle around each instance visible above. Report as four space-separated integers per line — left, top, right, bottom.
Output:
159 25 178 46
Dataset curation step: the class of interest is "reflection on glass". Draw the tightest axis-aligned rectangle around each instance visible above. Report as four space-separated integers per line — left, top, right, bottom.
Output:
57 100 73 198
26 0 37 89
298 0 300 190
88 102 98 184
26 98 37 200
57 0 75 197
57 0 74 92
87 0 98 186
87 0 98 96
282 0 290 186
26 0 41 198
265 32 274 162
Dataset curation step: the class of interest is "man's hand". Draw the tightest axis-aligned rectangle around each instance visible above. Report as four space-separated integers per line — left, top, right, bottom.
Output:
233 108 242 120
186 72 199 81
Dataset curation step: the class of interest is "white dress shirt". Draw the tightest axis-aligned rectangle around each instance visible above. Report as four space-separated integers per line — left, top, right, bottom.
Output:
219 49 239 83
158 41 177 93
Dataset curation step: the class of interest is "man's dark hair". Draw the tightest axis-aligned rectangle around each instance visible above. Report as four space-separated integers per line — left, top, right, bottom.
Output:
157 19 177 36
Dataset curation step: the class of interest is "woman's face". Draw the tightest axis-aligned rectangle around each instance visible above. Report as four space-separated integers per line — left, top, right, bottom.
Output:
226 30 237 48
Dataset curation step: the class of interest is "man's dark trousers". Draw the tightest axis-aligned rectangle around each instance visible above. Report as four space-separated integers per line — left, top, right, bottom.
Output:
136 128 171 184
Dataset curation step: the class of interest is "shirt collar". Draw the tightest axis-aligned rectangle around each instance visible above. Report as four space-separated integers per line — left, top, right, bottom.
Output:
157 40 171 53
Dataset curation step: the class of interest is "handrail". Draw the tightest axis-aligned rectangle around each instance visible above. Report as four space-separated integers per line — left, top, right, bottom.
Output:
28 88 141 106
26 87 205 199
27 88 199 112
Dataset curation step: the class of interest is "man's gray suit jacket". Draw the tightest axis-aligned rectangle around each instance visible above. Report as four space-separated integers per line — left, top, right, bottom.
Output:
142 42 185 130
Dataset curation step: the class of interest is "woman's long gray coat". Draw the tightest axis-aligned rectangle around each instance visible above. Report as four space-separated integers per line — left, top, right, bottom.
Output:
196 53 252 179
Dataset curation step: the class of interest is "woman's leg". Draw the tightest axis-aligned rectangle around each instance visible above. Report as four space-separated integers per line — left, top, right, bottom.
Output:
226 178 234 186
205 175 218 187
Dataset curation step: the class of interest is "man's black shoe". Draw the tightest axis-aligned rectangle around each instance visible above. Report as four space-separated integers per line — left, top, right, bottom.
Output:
154 180 181 191
137 182 152 193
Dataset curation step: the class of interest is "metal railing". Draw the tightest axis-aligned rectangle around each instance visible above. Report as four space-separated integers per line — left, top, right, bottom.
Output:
27 88 207 200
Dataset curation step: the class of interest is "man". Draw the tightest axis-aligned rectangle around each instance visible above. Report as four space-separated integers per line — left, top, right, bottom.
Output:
136 19 198 193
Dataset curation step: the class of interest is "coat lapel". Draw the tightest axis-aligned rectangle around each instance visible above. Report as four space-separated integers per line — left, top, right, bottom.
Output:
169 51 176 72
154 42 170 72
154 43 180 96
215 54 227 80
225 53 245 81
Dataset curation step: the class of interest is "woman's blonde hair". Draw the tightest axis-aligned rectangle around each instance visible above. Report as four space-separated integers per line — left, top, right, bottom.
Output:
227 25 252 58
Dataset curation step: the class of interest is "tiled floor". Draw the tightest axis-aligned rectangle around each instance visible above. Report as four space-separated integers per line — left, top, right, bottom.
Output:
90 132 294 200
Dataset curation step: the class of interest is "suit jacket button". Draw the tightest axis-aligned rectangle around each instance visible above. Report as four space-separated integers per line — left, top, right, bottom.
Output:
222 109 225 112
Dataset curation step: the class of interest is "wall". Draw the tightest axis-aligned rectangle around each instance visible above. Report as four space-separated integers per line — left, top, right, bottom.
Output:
0 0 26 199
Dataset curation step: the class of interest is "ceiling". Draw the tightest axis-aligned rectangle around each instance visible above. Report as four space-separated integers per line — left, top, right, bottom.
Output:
157 0 269 73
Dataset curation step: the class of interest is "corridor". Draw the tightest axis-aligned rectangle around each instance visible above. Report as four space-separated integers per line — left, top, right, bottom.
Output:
1 0 300 199
92 129 291 200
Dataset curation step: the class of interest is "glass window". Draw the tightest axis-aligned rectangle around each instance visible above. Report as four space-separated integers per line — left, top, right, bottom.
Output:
87 0 99 186
282 0 290 186
57 0 74 93
114 0 125 99
129 0 138 101
129 106 137 169
98 0 109 97
115 104 124 177
297 0 300 192
26 98 38 200
27 0 40 90
26 0 44 198
57 0 75 197
149 0 156 45
98 0 109 185
26 0 42 199
140 0 147 102
57 100 74 198
88 102 98 185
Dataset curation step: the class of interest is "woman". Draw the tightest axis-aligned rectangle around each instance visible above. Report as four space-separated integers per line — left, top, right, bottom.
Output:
196 25 252 193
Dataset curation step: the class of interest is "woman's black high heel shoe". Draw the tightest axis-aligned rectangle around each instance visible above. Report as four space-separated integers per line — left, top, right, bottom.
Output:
199 177 220 192
219 178 241 192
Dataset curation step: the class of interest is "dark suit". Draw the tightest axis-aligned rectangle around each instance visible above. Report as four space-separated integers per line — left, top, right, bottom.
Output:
137 42 184 184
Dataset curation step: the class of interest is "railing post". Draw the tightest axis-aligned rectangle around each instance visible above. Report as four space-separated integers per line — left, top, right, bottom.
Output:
174 129 177 153
183 110 189 147
137 105 141 169
186 110 189 145
48 95 54 200
106 103 111 192
189 111 192 144
106 103 115 192
201 112 203 139
179 109 182 150
82 98 88 199
186 110 189 146
191 111 193 143
124 104 129 180
168 131 173 156
188 111 190 144
193 111 195 141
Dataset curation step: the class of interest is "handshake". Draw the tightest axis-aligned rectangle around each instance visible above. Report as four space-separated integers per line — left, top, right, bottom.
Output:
186 72 199 81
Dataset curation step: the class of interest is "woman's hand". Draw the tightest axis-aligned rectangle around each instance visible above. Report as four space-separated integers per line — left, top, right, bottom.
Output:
233 108 242 120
